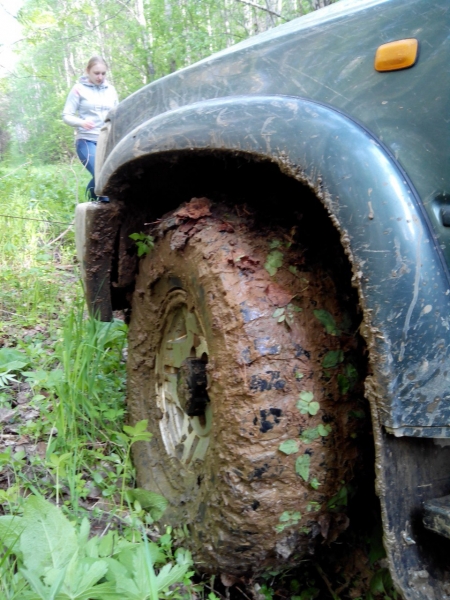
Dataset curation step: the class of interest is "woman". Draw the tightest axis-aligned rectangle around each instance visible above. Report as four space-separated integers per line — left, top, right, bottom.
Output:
62 56 118 202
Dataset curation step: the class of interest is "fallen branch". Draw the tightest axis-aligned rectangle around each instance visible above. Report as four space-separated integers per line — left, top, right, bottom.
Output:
0 160 32 180
47 220 74 246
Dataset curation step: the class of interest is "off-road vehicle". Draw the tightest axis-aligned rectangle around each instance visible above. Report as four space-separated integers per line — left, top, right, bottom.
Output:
75 1 450 597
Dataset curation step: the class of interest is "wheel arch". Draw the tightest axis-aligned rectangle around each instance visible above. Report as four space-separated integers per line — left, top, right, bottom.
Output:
98 94 450 436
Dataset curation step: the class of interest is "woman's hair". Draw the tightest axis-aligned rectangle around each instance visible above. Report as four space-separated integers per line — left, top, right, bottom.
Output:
86 56 108 71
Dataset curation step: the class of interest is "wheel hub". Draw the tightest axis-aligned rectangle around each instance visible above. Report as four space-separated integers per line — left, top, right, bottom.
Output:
177 357 209 417
155 292 212 465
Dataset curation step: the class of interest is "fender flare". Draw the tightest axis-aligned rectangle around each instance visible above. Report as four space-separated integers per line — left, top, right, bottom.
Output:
98 95 450 435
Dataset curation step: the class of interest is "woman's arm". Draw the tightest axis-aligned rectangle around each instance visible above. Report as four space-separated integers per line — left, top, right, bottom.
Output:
62 85 95 129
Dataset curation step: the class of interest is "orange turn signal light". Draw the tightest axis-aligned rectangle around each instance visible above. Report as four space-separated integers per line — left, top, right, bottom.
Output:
375 38 418 72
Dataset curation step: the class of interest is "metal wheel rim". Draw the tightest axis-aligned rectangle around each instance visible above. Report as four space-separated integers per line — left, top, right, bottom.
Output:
155 291 212 466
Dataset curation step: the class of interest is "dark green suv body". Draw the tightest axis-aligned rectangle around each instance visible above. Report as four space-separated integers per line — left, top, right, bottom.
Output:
75 1 450 597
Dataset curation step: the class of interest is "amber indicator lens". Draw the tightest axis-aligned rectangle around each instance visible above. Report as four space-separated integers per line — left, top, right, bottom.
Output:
375 38 418 72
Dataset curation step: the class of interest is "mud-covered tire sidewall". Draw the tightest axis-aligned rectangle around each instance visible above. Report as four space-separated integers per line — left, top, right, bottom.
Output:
127 204 362 575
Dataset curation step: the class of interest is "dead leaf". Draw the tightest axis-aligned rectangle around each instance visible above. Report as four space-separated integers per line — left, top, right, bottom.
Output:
174 197 211 220
170 219 206 250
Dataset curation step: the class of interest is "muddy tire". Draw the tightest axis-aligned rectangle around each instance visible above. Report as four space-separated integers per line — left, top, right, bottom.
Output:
127 199 364 575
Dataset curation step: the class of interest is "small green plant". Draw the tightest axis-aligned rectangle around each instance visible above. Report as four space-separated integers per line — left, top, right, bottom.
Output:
118 419 153 509
299 424 332 443
313 309 340 336
278 439 299 455
275 510 302 533
327 483 348 510
0 347 29 387
264 249 284 276
129 232 155 257
366 568 398 600
46 452 72 506
0 495 194 600
297 391 320 416
322 350 344 369
295 454 311 482
272 303 302 328
338 363 359 394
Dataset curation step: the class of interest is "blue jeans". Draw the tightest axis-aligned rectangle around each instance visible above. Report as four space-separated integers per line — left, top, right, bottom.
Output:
76 139 109 202
76 139 97 199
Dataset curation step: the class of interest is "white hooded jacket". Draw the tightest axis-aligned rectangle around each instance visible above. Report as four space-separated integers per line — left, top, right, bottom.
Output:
62 75 119 142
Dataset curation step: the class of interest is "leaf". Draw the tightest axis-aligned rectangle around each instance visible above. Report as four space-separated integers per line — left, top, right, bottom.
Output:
279 511 292 523
313 310 340 336
295 454 311 482
272 308 284 318
123 419 148 436
299 391 314 403
296 391 320 416
0 359 27 374
300 428 319 443
20 564 66 600
308 402 320 416
19 495 78 575
62 555 110 599
337 374 349 395
0 514 25 551
322 350 344 369
123 420 152 443
269 240 282 249
327 485 348 509
0 347 29 371
126 488 168 521
278 440 299 455
156 560 193 591
317 424 331 437
264 250 284 276
369 568 390 595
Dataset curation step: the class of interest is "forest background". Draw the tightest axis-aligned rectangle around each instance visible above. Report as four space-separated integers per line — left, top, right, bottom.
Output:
0 0 337 164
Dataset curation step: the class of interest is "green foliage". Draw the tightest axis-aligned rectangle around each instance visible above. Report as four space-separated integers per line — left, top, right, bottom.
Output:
0 495 193 599
125 489 168 523
0 347 30 387
129 232 155 257
275 510 302 533
366 568 398 600
296 391 320 416
338 363 359 394
299 424 331 443
327 484 348 510
322 350 344 369
313 309 340 336
265 249 284 276
295 454 311 482
117 420 153 510
272 303 302 328
278 439 299 455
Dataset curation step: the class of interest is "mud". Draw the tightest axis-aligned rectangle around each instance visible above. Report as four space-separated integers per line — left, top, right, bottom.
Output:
127 197 368 576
